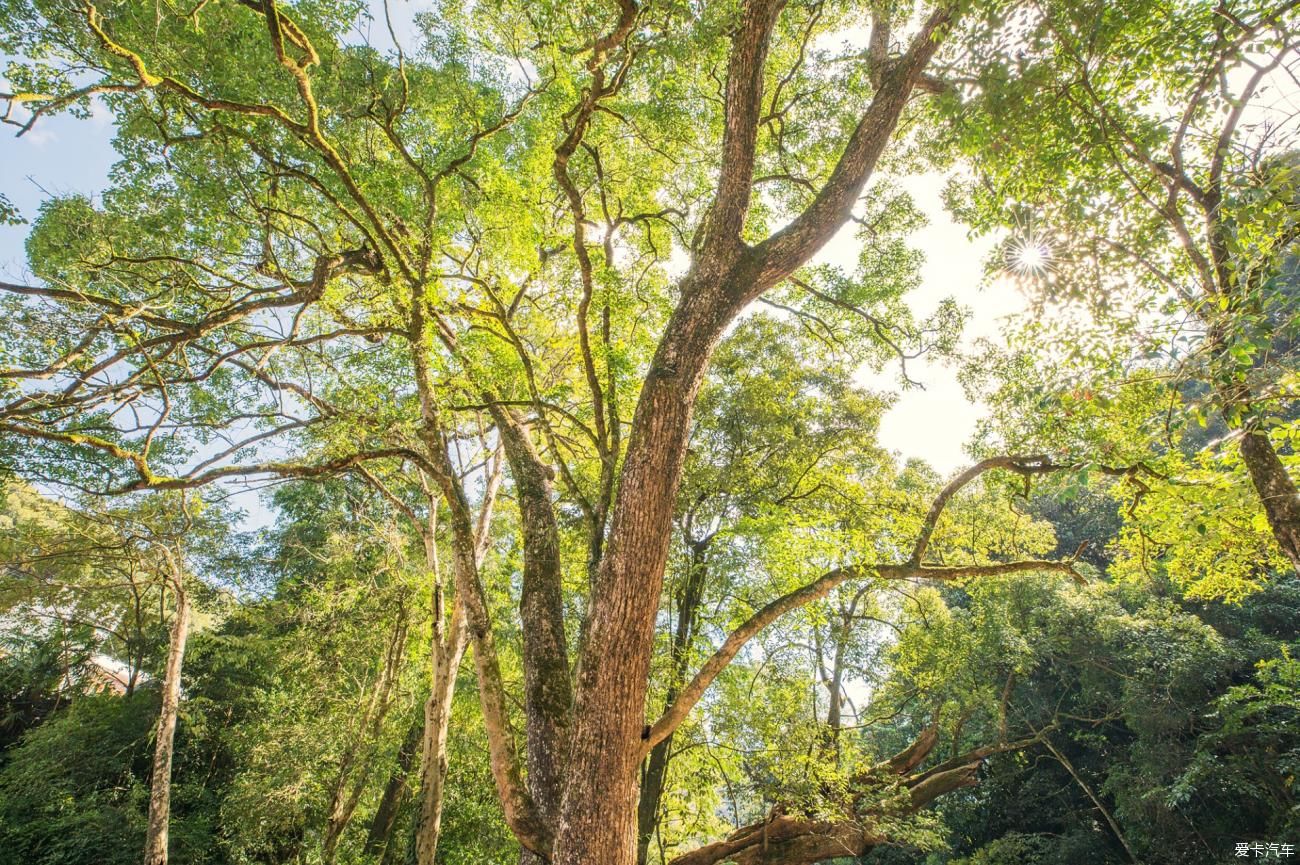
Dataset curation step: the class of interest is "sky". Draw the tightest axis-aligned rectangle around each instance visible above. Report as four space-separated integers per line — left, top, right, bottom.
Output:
829 174 1023 472
0 9 1029 531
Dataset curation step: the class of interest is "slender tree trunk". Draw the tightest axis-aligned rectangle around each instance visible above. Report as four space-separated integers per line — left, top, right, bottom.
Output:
322 612 409 865
143 580 190 865
407 447 501 865
635 736 673 865
636 538 709 865
824 634 847 754
1042 737 1139 864
364 717 424 858
413 606 469 865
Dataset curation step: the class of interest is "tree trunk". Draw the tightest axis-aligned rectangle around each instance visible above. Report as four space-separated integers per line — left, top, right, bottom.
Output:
1238 428 1300 572
323 611 409 865
413 609 469 865
491 405 573 848
501 5 953 858
635 737 672 865
1042 736 1139 865
143 580 190 865
364 716 424 857
554 277 743 863
636 538 709 865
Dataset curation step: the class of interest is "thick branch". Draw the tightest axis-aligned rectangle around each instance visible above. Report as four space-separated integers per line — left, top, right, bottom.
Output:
749 4 955 289
697 0 788 257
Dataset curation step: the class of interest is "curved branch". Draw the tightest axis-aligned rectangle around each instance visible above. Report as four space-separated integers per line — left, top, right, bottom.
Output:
643 556 1079 753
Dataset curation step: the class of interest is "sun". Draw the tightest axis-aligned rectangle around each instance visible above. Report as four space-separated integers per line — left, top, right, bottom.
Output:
1005 231 1055 277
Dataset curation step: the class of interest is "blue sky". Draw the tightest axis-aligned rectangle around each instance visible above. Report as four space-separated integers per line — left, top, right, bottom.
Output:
0 104 117 278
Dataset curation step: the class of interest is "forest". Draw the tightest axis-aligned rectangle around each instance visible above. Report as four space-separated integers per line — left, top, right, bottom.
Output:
0 0 1298 863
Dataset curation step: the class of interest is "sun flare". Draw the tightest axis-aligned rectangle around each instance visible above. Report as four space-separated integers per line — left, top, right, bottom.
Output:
1005 232 1055 276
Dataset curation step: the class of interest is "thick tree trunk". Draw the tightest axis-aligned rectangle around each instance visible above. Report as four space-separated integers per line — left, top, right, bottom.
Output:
466 5 953 859
1207 315 1300 573
364 717 424 857
554 278 744 863
1238 428 1300 571
551 19 953 860
494 410 573 807
143 581 190 865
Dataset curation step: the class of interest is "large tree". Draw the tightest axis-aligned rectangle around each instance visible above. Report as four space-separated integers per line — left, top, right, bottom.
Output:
0 1 1199 863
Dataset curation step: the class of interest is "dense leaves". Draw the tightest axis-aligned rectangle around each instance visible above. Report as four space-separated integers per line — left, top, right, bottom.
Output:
0 0 1297 864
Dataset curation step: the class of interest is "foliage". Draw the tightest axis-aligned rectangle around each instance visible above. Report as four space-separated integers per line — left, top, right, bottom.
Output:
0 1 1296 864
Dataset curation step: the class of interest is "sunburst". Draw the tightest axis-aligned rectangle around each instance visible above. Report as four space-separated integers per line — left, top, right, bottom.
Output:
1004 228 1055 277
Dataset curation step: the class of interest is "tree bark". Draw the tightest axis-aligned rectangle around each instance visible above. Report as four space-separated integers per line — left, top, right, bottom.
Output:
551 6 956 858
552 10 787 856
1238 428 1300 571
636 538 710 865
363 716 424 858
143 576 190 865
491 405 574 865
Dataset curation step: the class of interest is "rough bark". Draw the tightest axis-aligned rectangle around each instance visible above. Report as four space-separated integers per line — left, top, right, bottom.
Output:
552 272 749 864
1238 427 1300 571
490 405 574 865
143 575 190 865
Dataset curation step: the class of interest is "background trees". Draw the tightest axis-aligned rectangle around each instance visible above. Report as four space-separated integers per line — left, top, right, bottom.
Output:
946 0 1300 570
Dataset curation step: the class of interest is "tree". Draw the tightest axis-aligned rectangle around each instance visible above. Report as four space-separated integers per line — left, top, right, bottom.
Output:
944 0 1300 570
882 572 1300 865
5 1 1290 863
0 484 221 865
